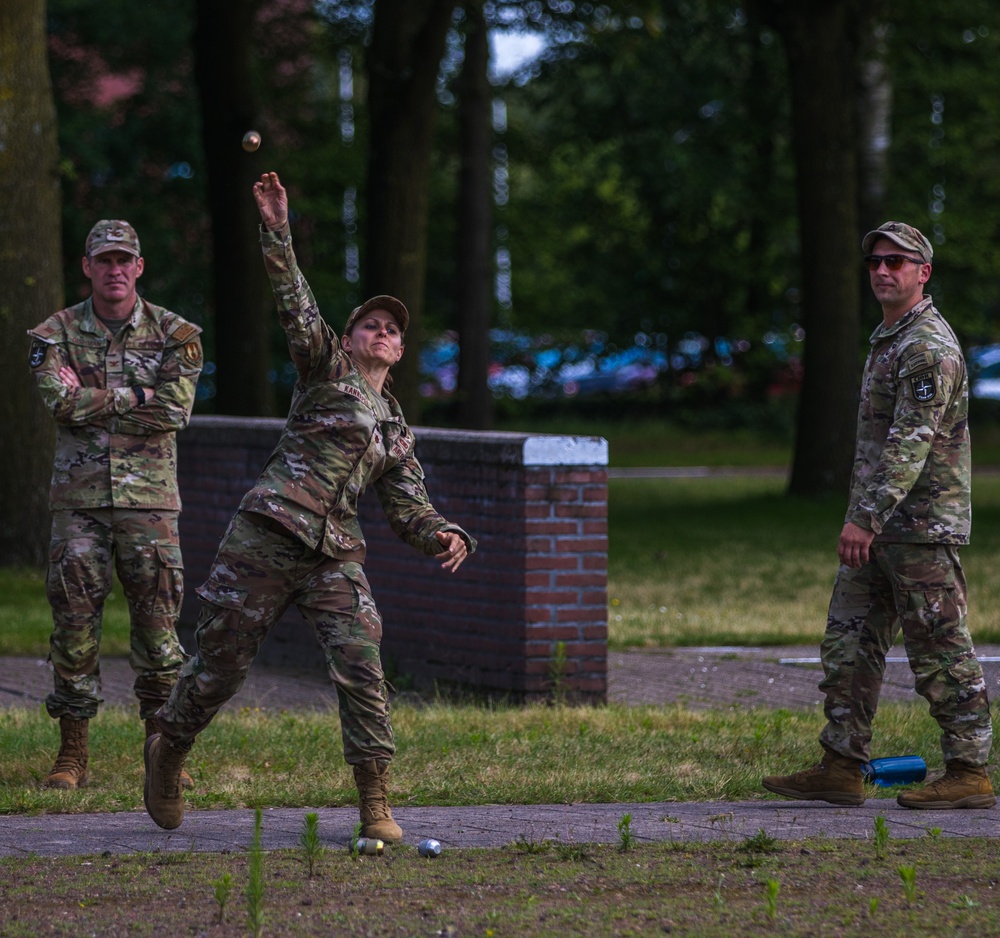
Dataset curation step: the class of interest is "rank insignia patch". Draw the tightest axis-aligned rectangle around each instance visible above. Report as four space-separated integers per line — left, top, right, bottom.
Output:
910 370 937 403
29 340 48 369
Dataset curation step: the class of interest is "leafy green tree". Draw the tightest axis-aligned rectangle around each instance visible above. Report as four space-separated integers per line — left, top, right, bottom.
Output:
47 1 209 329
499 2 796 343
880 2 1000 341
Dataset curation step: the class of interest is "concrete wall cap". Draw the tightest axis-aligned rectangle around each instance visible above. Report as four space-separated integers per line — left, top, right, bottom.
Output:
523 436 608 467
188 417 608 467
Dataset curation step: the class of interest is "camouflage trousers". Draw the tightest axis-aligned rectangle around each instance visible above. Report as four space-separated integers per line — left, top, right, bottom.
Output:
819 542 992 765
155 511 394 765
45 508 186 721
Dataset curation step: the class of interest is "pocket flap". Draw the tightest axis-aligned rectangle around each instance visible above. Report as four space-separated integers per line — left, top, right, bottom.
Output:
155 543 184 569
195 579 249 611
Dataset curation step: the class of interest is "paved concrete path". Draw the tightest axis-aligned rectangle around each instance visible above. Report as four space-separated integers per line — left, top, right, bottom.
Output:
3 799 998 859
8 646 1000 712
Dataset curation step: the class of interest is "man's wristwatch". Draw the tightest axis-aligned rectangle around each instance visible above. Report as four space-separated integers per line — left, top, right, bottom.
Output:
132 386 146 406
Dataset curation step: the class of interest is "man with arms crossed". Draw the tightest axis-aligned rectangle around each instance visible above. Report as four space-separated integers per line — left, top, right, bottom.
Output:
28 220 203 789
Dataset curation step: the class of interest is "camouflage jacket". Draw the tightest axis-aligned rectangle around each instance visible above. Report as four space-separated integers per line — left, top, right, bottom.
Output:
847 295 970 544
240 223 476 563
28 297 203 511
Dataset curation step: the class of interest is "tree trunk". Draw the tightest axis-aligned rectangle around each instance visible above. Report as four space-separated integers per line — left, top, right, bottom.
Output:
456 0 494 429
857 34 892 231
755 0 868 498
194 0 276 416
365 0 456 419
0 0 62 565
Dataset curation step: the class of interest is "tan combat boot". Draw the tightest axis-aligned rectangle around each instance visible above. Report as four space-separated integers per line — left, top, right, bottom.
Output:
143 733 188 830
145 719 194 791
43 716 90 789
353 758 403 843
897 761 997 810
762 746 865 805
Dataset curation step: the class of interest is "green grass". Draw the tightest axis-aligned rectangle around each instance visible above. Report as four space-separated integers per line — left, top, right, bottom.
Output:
502 413 1000 468
0 700 981 815
607 471 1000 649
505 415 793 468
608 475 838 648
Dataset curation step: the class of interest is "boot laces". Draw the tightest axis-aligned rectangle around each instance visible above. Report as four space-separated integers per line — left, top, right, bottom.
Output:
357 764 391 820
53 724 88 774
158 745 187 798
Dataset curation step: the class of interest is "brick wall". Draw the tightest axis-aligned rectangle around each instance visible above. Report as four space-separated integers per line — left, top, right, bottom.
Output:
176 416 609 702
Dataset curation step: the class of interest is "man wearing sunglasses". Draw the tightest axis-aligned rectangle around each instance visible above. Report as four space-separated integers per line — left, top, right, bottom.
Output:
763 221 994 810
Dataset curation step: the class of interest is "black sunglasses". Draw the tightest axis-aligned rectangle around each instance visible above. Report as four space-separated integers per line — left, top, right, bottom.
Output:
863 253 927 272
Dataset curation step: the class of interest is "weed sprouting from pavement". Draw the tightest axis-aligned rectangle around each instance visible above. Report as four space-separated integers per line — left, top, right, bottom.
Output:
212 872 232 924
246 808 265 937
950 894 980 910
764 879 780 920
300 812 324 877
617 813 635 852
737 828 779 869
349 821 364 860
511 834 550 855
554 841 591 861
740 829 778 854
873 814 890 860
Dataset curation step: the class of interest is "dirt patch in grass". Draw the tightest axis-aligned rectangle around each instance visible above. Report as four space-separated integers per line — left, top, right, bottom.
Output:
1 836 998 936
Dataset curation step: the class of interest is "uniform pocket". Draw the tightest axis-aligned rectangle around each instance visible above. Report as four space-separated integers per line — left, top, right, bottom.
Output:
151 543 185 616
892 558 965 644
195 578 249 613
194 578 259 666
341 563 382 644
45 539 69 606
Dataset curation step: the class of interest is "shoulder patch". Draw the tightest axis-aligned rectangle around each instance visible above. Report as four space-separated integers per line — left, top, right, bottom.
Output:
181 340 203 367
29 340 49 369
909 370 938 403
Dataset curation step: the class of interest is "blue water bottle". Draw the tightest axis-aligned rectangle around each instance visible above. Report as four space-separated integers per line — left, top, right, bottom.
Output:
861 755 927 787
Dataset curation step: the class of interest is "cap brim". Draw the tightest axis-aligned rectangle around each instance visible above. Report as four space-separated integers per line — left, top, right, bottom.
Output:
862 230 929 261
89 244 141 258
346 295 409 334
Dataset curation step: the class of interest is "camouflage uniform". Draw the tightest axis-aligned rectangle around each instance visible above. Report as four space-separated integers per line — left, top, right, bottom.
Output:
819 295 992 765
156 222 475 764
29 295 204 720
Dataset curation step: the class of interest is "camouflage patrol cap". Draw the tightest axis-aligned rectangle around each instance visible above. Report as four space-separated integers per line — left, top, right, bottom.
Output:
344 295 409 336
85 219 141 258
862 221 933 263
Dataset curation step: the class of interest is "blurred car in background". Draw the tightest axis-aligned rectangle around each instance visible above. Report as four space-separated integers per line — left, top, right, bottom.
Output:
416 326 805 402
969 345 1000 400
